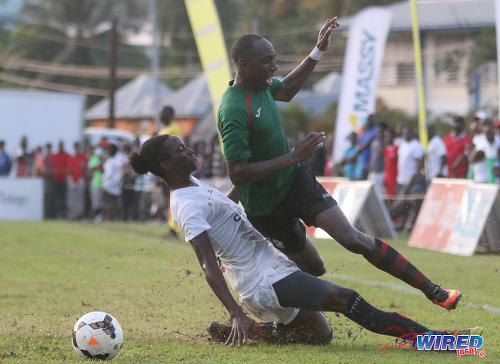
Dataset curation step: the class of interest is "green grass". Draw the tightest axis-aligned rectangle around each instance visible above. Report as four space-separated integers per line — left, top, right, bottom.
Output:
0 220 498 363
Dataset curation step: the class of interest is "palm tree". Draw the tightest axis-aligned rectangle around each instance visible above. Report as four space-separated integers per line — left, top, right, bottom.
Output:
2 0 149 104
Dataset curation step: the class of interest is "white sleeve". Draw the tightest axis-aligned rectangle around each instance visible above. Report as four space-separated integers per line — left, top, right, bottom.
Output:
412 142 425 159
436 138 447 157
175 200 211 242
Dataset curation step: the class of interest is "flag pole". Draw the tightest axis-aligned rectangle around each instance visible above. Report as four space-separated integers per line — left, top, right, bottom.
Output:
410 0 428 149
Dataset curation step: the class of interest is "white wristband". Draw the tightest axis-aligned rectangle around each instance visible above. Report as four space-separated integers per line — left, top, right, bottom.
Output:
309 46 323 61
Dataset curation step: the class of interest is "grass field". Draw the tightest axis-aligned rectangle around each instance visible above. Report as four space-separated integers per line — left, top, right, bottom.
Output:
0 220 499 363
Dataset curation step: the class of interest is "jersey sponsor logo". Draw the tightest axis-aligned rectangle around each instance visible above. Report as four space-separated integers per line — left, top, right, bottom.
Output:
233 206 243 221
255 107 262 118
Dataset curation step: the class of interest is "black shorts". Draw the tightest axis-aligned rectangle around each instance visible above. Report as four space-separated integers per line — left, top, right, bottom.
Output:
247 165 336 254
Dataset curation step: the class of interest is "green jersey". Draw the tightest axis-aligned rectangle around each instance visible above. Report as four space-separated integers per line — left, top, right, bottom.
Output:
88 154 103 188
217 78 298 216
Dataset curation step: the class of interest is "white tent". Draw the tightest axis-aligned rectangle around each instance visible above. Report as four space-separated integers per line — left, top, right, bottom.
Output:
161 74 212 118
85 74 172 120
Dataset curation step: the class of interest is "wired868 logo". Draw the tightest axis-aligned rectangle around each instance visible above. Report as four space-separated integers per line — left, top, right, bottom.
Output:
380 331 486 358
416 332 485 358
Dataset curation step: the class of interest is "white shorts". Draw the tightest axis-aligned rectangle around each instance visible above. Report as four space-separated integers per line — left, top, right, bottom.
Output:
239 255 300 325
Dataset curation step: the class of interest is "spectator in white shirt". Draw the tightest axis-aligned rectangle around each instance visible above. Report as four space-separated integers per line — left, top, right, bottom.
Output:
397 126 425 191
472 119 500 183
425 125 447 181
102 144 124 220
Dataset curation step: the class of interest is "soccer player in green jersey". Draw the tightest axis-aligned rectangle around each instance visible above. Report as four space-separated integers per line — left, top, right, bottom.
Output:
217 17 460 311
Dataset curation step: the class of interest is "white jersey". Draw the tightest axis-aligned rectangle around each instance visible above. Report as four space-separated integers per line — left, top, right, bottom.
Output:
170 177 298 299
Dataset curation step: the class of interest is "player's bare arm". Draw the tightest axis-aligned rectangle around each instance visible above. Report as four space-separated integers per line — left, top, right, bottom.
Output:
274 17 339 102
228 132 326 186
190 232 254 347
226 186 239 204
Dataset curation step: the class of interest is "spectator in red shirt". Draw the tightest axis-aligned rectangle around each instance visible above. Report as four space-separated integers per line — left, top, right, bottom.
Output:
50 141 71 219
443 116 472 178
67 142 88 219
383 128 398 197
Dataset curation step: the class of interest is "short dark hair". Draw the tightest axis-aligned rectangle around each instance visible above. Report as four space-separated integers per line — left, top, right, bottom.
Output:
231 34 263 63
160 106 175 125
454 116 465 125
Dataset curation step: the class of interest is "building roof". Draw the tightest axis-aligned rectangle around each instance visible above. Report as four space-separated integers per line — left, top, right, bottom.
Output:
85 74 172 120
160 74 212 119
340 0 495 32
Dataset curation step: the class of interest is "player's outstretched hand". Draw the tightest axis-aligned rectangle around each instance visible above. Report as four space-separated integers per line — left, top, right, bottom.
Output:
316 17 340 51
292 132 326 163
225 311 254 347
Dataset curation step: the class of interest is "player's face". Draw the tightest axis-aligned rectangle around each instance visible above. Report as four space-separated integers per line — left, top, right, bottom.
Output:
245 38 278 91
165 137 196 174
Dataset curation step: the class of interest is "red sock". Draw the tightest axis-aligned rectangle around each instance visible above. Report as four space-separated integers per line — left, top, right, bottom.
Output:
364 239 436 298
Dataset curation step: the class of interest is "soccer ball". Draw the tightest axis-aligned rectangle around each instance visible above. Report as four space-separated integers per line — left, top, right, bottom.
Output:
72 311 123 360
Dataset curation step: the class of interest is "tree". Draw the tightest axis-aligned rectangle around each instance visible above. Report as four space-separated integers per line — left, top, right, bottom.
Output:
3 0 149 104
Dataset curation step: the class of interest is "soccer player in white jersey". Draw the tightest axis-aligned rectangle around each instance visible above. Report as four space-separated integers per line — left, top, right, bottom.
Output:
130 135 460 348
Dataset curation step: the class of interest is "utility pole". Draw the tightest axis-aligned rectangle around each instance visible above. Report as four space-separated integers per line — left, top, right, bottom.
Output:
149 0 161 132
108 17 118 129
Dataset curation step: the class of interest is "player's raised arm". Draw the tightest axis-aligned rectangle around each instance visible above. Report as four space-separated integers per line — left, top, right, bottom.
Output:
274 17 339 102
190 231 254 347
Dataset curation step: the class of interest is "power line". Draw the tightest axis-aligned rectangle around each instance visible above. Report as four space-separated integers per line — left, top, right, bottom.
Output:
0 72 108 96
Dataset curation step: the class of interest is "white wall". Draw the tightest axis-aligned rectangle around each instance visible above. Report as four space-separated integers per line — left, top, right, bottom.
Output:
0 89 85 155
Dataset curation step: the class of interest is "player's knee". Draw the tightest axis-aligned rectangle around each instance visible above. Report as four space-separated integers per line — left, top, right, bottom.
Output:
323 286 356 312
308 259 326 277
340 230 371 255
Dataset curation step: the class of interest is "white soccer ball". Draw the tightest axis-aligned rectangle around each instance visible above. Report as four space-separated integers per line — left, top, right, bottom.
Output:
72 311 123 360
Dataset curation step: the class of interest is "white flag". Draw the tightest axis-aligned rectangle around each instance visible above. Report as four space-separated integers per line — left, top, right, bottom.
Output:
333 7 392 162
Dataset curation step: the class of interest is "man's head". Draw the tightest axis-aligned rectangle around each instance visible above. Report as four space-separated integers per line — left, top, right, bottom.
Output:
160 106 175 126
453 116 466 134
130 135 196 180
376 122 388 139
347 131 357 146
0 140 4 151
73 141 80 154
384 128 395 145
427 125 436 139
58 140 65 153
365 114 376 130
108 143 118 157
483 118 495 142
402 125 414 141
20 136 28 150
231 34 278 91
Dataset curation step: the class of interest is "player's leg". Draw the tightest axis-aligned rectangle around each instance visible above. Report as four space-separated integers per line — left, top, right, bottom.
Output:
273 270 430 338
314 206 461 310
247 214 326 276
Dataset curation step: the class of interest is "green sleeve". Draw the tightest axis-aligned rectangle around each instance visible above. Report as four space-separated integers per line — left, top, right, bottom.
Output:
270 77 283 98
218 106 252 162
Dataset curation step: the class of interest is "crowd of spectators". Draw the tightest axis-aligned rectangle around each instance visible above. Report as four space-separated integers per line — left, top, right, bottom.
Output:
2 110 499 230
331 112 500 230
0 132 227 223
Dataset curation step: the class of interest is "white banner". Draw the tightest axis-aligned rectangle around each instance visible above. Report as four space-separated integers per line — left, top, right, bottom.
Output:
333 7 392 162
496 0 500 116
0 178 43 220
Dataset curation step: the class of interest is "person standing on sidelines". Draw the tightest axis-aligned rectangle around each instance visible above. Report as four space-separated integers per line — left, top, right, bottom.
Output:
102 144 124 221
425 125 447 181
443 116 472 178
217 18 460 310
383 128 398 197
473 119 500 183
50 141 70 219
0 140 12 176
